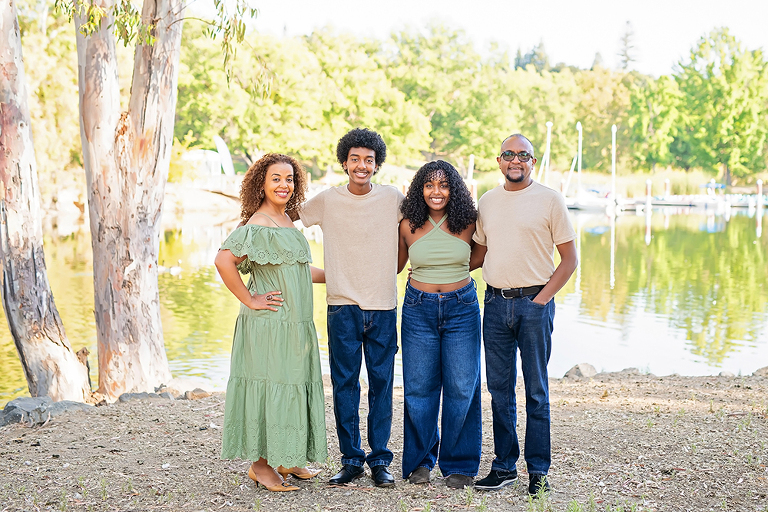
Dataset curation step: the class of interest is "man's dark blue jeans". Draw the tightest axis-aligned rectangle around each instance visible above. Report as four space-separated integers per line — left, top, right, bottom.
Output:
327 305 398 468
482 288 554 476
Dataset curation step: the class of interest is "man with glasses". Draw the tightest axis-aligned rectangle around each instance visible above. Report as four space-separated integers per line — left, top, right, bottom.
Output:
470 134 577 496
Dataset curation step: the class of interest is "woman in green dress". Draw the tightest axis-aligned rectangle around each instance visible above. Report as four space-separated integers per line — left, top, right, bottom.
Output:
214 154 327 492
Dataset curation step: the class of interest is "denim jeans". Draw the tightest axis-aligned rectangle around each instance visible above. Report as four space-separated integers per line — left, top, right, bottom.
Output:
482 288 555 476
327 305 398 468
401 281 482 478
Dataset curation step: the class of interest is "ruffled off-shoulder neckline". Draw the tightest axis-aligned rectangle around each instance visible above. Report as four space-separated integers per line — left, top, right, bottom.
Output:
220 224 311 272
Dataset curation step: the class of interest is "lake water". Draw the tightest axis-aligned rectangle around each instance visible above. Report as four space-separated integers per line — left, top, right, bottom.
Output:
1 207 767 406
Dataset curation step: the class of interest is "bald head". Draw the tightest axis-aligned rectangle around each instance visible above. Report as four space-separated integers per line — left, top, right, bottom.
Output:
501 134 535 157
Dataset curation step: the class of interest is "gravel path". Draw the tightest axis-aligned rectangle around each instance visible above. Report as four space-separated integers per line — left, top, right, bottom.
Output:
1 372 767 512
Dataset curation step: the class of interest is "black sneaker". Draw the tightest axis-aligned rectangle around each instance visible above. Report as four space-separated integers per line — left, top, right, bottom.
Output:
528 474 550 497
474 469 518 490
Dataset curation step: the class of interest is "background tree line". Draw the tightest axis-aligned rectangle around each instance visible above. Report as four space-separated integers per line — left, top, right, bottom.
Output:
18 10 768 204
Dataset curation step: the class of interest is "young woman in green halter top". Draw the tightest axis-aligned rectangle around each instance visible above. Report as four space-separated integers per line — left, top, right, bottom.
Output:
214 154 327 492
397 160 482 489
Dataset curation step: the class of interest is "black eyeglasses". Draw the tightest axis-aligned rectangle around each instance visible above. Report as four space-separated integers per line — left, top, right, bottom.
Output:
500 150 533 162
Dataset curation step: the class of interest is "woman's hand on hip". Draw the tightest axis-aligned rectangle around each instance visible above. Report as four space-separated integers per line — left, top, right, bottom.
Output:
248 291 283 311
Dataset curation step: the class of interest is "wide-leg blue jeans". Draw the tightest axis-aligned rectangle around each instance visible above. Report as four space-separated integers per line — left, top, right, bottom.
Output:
482 288 554 476
327 305 398 468
401 281 482 479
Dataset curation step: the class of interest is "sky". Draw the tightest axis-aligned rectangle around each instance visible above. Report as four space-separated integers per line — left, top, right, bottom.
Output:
242 0 768 77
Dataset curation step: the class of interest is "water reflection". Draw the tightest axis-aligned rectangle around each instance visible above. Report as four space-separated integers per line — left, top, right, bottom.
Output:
1 208 767 406
560 208 768 377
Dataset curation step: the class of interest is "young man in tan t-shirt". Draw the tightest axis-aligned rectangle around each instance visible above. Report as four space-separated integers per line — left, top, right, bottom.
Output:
470 134 578 496
299 128 403 488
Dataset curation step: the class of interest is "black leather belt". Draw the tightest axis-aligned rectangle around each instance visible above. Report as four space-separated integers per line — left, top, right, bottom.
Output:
487 285 544 298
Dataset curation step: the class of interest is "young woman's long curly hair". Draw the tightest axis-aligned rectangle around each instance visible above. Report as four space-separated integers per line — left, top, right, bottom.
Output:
401 160 477 235
239 154 307 223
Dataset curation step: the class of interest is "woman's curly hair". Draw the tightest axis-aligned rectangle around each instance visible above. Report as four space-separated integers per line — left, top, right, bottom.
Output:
239 153 307 223
401 160 477 235
336 128 387 174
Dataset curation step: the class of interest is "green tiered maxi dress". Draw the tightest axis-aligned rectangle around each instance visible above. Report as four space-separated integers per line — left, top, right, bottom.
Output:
220 224 327 468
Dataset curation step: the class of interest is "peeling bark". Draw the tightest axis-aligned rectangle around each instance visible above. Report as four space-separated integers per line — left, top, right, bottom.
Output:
75 0 183 400
0 0 91 402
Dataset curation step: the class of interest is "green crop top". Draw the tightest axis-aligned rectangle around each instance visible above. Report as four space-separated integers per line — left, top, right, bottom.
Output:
408 215 471 284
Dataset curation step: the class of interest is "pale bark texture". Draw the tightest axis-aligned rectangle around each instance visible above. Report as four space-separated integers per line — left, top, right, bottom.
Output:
0 0 91 402
75 0 184 400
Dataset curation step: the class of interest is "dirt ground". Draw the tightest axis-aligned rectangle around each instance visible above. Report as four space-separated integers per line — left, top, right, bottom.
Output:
1 371 767 512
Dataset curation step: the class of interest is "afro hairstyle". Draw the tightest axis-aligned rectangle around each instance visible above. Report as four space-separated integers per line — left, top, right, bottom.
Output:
336 128 387 174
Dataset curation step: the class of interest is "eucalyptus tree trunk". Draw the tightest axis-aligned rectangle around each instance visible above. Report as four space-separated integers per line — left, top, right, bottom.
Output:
0 0 91 402
75 0 184 400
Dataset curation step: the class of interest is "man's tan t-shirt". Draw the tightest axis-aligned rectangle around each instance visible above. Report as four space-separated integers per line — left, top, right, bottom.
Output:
473 182 576 289
299 183 404 309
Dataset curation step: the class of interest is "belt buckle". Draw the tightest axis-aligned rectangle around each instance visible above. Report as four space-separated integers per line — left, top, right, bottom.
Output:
500 288 519 299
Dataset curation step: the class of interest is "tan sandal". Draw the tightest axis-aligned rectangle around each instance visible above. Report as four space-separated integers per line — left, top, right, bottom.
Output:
248 466 299 492
276 466 322 480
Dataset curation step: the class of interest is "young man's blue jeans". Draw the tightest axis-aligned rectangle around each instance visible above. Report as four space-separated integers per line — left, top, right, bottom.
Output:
401 281 482 479
327 305 397 468
482 288 554 476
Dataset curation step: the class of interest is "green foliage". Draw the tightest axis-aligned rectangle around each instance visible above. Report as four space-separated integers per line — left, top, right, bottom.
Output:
176 28 430 173
18 10 768 183
16 0 84 205
516 41 551 72
382 23 493 168
112 0 153 47
304 29 431 167
574 66 636 172
168 132 203 183
628 76 682 171
54 0 257 82
674 28 768 181
510 66 579 170
203 0 258 82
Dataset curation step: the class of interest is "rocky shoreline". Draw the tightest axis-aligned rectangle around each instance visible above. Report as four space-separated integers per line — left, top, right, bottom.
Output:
2 367 767 511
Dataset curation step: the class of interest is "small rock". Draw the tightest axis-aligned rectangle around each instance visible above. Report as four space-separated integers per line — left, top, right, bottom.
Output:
1 397 92 427
564 363 597 380
159 392 175 400
118 392 162 402
184 388 211 400
719 371 735 377
155 385 182 398
752 366 768 377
